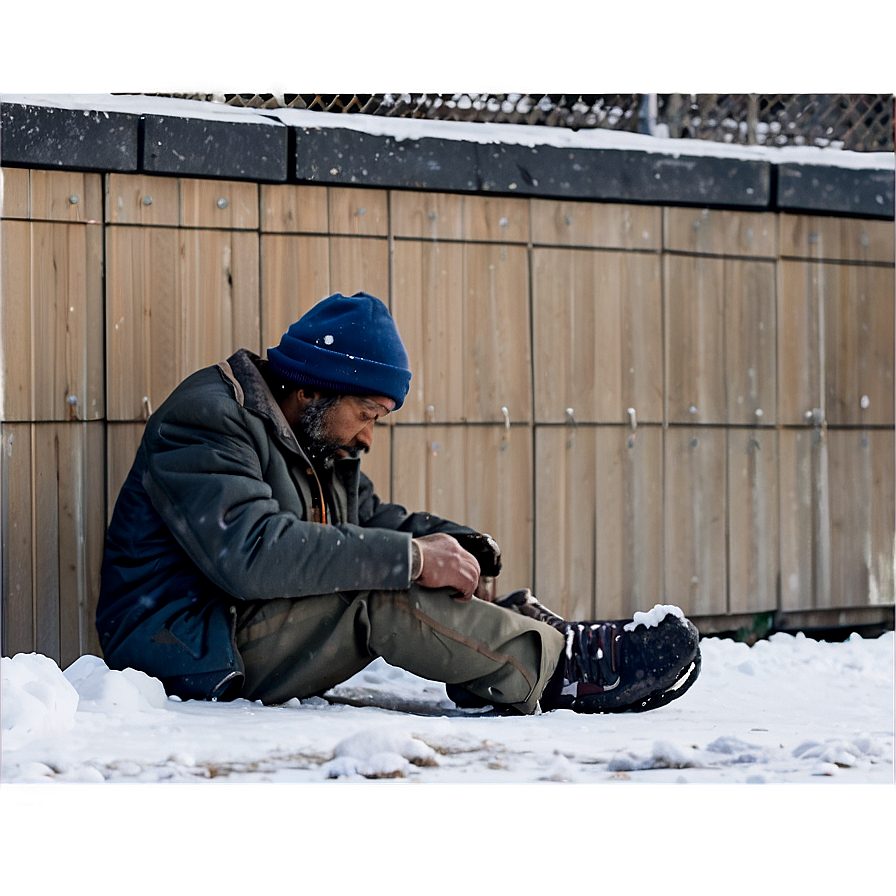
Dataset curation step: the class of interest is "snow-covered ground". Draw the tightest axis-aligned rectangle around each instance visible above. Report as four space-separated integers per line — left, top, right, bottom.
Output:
3 628 892 785
3 628 894 892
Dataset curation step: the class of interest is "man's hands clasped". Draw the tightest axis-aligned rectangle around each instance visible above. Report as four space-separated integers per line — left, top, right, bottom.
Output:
412 533 499 602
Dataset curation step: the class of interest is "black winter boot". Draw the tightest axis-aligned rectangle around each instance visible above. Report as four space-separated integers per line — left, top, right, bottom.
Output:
539 606 701 714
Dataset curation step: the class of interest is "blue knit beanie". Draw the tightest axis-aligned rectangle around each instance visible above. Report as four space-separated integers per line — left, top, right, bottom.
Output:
267 292 412 409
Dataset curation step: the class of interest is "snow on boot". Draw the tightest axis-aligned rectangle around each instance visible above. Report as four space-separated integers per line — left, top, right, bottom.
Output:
539 605 701 714
494 589 567 631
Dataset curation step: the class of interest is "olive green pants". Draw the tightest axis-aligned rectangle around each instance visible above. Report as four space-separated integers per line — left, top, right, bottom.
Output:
234 586 565 714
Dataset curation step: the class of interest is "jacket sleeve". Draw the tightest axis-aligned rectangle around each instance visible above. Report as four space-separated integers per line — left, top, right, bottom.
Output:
140 389 414 600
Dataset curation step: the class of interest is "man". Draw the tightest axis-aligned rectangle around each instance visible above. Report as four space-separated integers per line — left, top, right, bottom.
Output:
97 292 701 714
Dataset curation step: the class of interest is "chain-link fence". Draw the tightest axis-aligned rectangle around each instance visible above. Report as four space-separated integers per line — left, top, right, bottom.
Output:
141 93 894 153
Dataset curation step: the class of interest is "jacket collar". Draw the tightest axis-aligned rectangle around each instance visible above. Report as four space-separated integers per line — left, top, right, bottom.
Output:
220 349 306 458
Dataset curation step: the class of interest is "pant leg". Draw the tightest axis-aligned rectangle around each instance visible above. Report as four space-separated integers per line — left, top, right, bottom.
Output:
234 585 565 713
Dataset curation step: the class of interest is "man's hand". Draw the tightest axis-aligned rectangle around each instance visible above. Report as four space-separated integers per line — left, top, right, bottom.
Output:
413 533 481 601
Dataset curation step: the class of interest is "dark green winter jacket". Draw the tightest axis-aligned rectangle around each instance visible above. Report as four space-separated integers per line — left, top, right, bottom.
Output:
97 349 487 701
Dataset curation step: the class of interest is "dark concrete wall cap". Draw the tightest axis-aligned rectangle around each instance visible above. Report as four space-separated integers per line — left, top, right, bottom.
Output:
777 162 895 218
142 114 287 181
293 125 771 208
1 100 138 172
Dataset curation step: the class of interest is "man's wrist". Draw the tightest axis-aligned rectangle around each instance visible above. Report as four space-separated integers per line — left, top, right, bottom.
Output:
410 540 424 581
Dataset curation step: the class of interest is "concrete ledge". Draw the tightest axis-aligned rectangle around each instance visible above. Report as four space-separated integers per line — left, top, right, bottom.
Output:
778 163 895 218
293 125 771 208
2 96 892 219
142 113 288 181
0 101 138 172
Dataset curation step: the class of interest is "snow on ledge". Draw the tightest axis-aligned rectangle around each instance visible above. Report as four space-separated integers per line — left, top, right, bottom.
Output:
3 93 893 172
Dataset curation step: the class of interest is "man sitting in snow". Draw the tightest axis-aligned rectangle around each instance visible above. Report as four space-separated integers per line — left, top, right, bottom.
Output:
97 292 701 714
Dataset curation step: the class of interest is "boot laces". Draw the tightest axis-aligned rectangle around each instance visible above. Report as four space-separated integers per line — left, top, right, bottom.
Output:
565 622 621 691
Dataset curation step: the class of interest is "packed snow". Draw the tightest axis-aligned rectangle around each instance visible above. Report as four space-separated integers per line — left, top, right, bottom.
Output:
3 628 892 786
9 624 891 887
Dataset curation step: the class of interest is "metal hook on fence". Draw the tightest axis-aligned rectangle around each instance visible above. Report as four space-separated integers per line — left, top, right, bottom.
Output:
142 396 153 421
565 407 577 449
627 407 638 448
805 407 827 444
501 406 511 444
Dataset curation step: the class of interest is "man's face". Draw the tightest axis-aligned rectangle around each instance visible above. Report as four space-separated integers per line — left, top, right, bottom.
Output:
298 394 394 459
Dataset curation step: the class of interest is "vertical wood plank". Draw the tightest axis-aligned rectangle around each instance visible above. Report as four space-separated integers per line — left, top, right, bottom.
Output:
327 236 389 303
534 426 597 620
105 173 180 226
827 429 895 607
261 183 329 233
724 259 777 425
32 424 61 660
105 225 180 419
531 199 661 250
391 240 465 423
261 234 331 353
824 264 895 426
392 425 465 526
533 247 663 423
778 428 830 611
392 424 533 593
593 425 664 619
0 220 33 420
664 207 777 257
83 421 106 658
328 187 389 236
532 247 582 424
462 194 529 244
462 243 531 423
30 170 103 223
461 425 534 593
55 423 82 668
180 178 259 229
827 428 872 608
179 229 261 370
727 428 779 615
868 429 896 607
780 214 895 263
666 254 726 424
29 222 104 421
1 423 35 656
664 426 727 617
778 260 823 426
391 191 464 240
2 167 31 218
106 422 146 522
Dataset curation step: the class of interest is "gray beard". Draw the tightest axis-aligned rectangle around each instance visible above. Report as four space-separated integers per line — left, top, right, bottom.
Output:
297 397 362 462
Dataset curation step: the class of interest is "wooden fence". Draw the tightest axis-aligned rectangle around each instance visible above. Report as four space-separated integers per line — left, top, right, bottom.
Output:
1 165 894 667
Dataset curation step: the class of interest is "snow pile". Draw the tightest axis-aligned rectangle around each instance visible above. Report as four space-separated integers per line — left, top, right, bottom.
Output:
1 631 893 785
323 727 438 779
623 603 686 631
1 653 78 750
63 654 169 713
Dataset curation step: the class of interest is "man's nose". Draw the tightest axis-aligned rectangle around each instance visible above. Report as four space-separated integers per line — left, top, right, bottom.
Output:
356 421 375 449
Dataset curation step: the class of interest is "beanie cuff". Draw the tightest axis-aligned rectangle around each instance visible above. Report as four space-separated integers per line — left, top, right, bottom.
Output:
267 340 410 409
